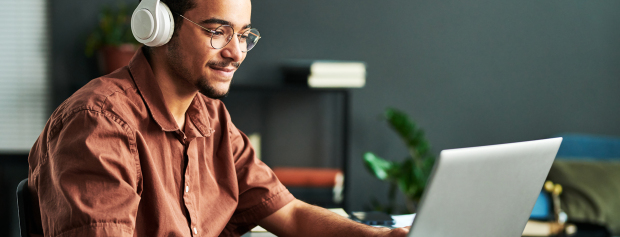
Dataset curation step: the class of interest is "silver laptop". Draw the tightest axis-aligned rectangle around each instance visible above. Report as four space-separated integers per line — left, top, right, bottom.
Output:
407 138 562 237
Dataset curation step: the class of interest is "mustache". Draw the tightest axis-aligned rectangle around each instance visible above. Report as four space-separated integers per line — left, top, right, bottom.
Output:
207 60 240 69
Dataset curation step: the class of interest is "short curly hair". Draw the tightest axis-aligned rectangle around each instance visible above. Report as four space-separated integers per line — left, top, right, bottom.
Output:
162 0 196 37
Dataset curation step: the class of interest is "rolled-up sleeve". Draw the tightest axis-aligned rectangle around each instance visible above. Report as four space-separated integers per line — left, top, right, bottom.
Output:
29 109 141 237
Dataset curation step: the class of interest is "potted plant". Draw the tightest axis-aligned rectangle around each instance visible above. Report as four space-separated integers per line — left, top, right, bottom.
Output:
85 2 139 75
363 108 436 214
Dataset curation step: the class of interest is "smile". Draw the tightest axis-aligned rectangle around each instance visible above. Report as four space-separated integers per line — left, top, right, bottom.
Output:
208 65 236 78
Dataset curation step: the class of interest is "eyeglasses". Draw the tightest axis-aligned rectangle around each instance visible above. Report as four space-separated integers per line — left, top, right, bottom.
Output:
178 14 261 52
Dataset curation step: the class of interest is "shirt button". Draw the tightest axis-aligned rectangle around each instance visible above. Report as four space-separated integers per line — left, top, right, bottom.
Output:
193 227 198 234
185 186 189 193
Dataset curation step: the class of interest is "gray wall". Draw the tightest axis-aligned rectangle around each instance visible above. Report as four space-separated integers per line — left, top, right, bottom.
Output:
238 0 620 211
49 0 620 214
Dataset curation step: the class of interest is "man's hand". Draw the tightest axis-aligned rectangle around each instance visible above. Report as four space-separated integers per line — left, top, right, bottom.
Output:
379 227 410 237
257 199 410 237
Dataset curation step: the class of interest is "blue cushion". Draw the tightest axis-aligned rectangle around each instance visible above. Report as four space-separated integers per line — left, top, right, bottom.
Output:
555 133 620 160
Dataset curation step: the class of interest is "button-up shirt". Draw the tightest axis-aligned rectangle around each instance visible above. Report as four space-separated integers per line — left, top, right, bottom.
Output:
27 48 294 237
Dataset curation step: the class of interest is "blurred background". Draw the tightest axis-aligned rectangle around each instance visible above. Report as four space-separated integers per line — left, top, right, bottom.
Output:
1 0 620 236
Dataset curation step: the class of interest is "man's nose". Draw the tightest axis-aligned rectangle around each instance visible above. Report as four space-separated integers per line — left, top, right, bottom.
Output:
221 35 244 62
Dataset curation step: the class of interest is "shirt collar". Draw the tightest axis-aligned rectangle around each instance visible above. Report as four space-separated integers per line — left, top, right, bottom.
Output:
128 47 211 137
186 95 213 138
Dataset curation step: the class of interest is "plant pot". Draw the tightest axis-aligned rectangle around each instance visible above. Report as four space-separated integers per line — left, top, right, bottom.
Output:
98 44 139 75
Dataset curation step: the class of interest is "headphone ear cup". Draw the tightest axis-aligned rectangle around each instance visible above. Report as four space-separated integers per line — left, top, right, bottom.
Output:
131 8 156 43
131 1 174 47
148 1 174 47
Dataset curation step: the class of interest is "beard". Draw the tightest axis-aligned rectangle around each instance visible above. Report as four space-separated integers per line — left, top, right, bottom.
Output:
196 76 232 99
166 37 238 99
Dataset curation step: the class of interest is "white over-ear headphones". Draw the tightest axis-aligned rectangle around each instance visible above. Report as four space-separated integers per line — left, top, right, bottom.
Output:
131 0 175 47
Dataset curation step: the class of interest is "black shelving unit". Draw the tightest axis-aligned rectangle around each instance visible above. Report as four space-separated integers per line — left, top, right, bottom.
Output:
222 85 351 210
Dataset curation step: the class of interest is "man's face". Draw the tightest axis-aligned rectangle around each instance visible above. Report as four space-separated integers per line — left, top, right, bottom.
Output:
165 0 252 98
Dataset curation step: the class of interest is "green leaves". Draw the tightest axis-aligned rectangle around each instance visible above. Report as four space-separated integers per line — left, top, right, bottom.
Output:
363 108 436 213
385 108 431 161
363 152 393 181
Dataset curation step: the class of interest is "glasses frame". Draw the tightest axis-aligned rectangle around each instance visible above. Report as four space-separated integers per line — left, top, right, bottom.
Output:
178 14 261 52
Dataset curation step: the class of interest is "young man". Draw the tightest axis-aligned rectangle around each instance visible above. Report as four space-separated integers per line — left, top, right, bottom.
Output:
27 0 410 236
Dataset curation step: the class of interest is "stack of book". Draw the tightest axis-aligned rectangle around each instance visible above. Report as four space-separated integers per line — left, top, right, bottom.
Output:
281 60 366 88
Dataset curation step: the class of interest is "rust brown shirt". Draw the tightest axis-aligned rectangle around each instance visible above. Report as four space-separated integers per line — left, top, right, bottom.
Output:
27 48 294 237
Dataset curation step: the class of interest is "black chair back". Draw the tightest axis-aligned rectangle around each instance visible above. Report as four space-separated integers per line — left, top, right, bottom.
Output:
16 178 30 237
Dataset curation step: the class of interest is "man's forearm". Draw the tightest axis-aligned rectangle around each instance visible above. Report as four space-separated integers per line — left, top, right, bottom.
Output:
258 199 401 237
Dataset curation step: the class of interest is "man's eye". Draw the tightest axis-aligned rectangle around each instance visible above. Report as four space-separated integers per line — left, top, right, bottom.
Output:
205 30 224 36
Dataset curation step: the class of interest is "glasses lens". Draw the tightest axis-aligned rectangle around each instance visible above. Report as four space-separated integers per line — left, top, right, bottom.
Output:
240 28 260 52
210 25 234 49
